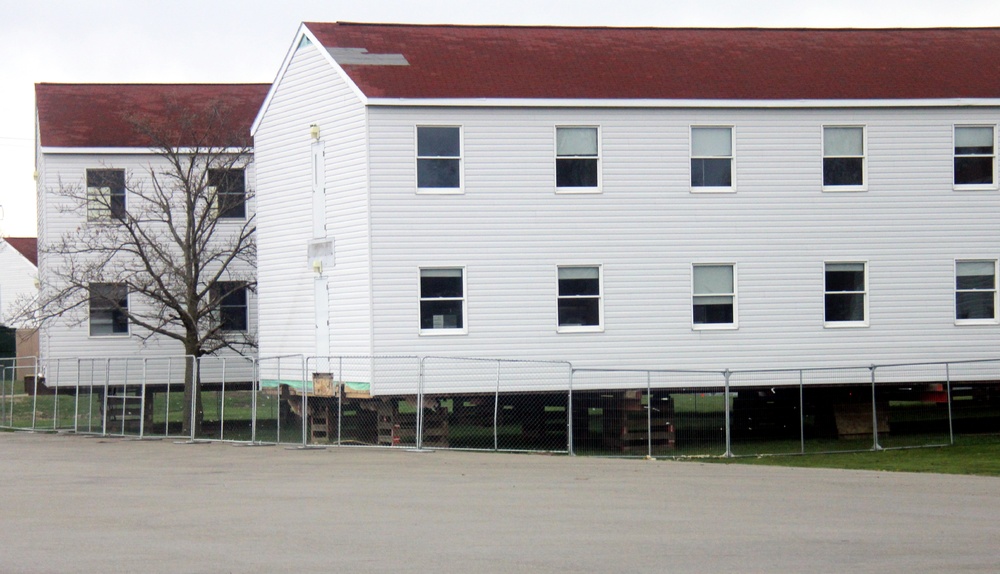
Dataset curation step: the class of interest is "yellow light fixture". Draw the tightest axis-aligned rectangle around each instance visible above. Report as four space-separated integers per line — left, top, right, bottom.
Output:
309 124 320 140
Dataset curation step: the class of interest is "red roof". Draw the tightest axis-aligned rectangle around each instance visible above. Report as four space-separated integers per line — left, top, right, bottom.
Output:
36 83 270 148
4 237 37 267
305 23 1000 100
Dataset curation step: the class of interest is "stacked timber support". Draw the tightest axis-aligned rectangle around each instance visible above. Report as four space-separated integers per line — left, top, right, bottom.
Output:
602 391 675 453
376 400 449 447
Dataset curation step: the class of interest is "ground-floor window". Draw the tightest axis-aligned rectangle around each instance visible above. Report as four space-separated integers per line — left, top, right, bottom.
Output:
557 266 602 331
420 268 465 333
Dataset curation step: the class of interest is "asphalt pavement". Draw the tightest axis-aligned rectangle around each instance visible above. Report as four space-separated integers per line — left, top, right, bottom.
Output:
1 432 997 573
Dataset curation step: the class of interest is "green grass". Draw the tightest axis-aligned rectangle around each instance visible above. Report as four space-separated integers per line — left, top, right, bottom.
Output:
702 434 1000 477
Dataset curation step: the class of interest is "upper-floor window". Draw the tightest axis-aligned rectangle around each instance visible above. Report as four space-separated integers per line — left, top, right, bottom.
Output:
691 127 733 191
692 264 736 328
557 266 603 331
89 282 129 336
86 169 126 221
824 262 867 327
208 168 246 219
956 260 997 323
417 126 462 192
954 126 996 188
419 268 466 333
823 126 865 190
556 127 600 191
212 281 249 332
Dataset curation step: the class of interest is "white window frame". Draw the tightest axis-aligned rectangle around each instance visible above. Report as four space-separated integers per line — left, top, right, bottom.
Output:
953 125 997 191
207 167 247 220
955 259 999 325
418 267 468 335
823 261 869 328
416 125 464 194
822 125 867 192
691 263 738 330
555 126 602 194
88 282 130 337
556 265 604 333
213 281 250 333
86 168 126 222
690 126 735 193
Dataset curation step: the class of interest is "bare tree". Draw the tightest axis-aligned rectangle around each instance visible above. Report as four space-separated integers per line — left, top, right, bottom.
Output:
28 98 256 435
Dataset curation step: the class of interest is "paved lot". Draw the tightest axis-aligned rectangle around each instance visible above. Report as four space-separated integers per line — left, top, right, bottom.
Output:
0 432 998 573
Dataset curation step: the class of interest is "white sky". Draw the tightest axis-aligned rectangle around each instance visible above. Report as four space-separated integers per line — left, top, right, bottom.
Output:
3 0 1000 237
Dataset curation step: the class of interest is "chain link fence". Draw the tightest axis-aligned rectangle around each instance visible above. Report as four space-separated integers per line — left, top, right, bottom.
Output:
3 354 999 457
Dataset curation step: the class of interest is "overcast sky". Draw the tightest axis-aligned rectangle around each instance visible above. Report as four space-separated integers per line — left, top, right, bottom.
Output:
3 0 1000 237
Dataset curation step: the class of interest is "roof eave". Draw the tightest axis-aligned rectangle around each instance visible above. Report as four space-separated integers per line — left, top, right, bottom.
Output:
363 97 1000 108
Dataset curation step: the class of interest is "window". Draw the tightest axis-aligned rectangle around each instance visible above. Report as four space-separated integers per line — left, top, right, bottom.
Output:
556 127 599 190
956 260 997 322
89 283 128 336
419 268 465 332
208 168 246 219
86 169 126 221
691 127 733 190
557 266 602 330
823 126 865 189
692 264 736 328
417 127 461 191
213 282 249 332
955 126 995 187
825 262 867 325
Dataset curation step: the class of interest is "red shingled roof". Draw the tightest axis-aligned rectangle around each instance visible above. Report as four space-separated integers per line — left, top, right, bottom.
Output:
36 83 269 148
304 23 1000 100
4 237 37 267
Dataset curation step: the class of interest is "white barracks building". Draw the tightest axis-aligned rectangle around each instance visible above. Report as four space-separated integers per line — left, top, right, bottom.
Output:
251 23 1000 387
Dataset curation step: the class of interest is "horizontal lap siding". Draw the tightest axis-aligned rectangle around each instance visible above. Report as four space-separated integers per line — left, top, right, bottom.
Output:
36 153 256 368
367 106 1000 371
255 43 371 360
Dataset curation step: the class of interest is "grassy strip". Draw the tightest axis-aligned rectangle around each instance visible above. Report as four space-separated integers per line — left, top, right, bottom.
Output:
699 434 1000 477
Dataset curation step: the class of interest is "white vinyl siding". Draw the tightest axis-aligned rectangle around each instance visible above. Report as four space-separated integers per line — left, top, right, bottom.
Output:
240 100 1000 374
254 40 371 359
0 241 37 328
37 152 257 364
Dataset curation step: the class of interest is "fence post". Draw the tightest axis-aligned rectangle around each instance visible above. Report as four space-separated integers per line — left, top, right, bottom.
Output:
220 358 227 442
724 370 732 458
188 357 197 442
493 360 501 451
417 357 426 450
336 356 342 446
870 365 882 451
102 359 111 437
646 371 652 458
301 356 309 448
30 357 40 431
250 359 258 444
799 370 805 455
51 359 61 431
945 362 954 446
568 367 574 456
139 359 147 439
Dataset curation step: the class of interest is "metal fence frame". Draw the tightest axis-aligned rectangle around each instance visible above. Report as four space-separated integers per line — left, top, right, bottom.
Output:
2 354 998 458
